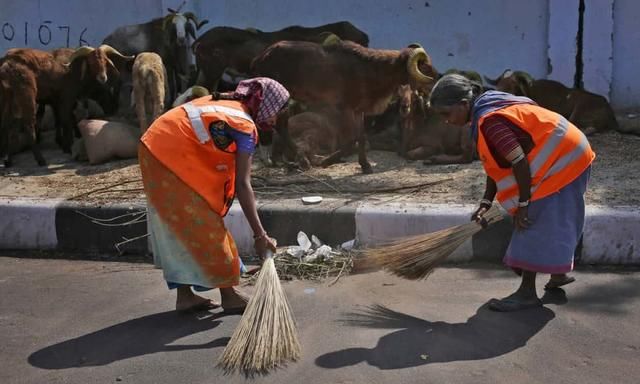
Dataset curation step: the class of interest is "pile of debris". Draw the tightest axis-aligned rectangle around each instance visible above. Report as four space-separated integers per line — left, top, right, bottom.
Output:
242 231 355 285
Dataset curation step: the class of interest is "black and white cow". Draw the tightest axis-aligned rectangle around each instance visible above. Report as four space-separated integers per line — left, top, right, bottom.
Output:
102 9 208 106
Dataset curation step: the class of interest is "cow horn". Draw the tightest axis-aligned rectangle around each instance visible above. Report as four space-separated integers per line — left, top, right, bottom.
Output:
184 12 209 30
162 14 174 31
483 75 499 86
407 47 433 83
98 45 135 61
68 46 95 63
318 32 341 46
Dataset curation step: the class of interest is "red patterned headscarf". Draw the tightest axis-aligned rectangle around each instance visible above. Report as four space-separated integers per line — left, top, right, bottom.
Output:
233 77 290 131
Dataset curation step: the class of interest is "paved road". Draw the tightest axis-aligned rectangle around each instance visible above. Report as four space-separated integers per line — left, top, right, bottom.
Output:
1 256 639 384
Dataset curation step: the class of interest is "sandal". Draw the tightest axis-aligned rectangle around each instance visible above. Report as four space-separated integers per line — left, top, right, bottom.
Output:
545 276 576 290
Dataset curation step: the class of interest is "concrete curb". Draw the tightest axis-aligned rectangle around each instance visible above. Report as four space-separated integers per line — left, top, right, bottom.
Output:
0 198 638 265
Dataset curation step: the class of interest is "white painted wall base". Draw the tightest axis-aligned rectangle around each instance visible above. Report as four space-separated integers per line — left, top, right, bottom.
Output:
0 198 61 249
582 206 640 264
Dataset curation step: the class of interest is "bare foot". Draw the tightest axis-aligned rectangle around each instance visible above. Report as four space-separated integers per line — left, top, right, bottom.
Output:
220 287 250 314
176 287 220 312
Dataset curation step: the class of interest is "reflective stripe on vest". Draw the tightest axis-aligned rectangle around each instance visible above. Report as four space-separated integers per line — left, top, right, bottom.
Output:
182 102 254 144
477 103 595 215
495 116 569 191
499 130 591 212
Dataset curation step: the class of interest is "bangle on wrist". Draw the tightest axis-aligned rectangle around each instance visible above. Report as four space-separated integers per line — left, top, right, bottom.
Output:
517 199 530 207
253 232 268 240
480 199 492 207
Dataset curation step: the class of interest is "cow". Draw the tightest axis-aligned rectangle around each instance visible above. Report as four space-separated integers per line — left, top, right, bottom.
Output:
131 52 167 133
0 46 132 165
251 40 436 173
102 9 208 103
0 60 44 166
271 105 347 167
193 21 369 91
376 85 472 164
486 69 619 135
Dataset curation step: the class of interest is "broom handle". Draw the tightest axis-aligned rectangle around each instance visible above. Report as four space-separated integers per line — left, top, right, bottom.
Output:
263 250 275 260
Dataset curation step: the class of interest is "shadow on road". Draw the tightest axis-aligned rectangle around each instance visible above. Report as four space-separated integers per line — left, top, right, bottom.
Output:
28 310 230 369
568 276 640 314
316 301 555 370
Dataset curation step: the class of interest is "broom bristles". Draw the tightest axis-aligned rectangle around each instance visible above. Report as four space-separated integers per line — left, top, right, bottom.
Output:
218 257 301 375
360 206 504 280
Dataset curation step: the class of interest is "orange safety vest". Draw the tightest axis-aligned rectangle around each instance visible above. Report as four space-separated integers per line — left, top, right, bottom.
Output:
477 103 595 214
141 96 258 217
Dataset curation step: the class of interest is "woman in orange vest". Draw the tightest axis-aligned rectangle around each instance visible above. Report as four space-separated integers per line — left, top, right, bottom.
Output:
428 74 595 312
139 77 289 313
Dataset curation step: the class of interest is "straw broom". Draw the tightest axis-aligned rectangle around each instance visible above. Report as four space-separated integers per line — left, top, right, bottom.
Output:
218 250 300 375
360 206 504 280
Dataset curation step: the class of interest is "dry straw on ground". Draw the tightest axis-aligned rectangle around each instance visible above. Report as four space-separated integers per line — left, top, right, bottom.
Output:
242 251 353 285
360 206 504 280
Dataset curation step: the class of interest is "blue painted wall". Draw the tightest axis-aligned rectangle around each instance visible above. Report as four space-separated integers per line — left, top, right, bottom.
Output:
612 0 640 109
0 0 638 109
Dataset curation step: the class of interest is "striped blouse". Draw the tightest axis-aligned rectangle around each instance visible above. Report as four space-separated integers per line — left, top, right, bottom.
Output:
480 115 534 168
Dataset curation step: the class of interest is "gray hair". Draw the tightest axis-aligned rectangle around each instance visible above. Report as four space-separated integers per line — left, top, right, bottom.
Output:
428 74 483 108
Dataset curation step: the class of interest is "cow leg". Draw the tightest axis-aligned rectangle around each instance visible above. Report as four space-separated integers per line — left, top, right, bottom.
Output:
151 92 165 128
134 88 148 134
52 104 64 149
57 102 75 154
274 112 310 169
319 110 372 173
399 120 413 157
1 113 10 168
26 114 46 166
356 113 373 174
35 104 46 143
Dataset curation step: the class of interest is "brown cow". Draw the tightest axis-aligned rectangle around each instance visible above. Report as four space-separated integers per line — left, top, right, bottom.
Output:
193 21 369 91
271 105 346 167
0 46 132 165
251 40 436 173
486 69 618 135
392 85 473 164
0 60 44 166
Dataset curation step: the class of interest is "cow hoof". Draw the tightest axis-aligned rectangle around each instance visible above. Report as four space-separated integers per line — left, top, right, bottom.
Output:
361 164 373 174
298 157 312 170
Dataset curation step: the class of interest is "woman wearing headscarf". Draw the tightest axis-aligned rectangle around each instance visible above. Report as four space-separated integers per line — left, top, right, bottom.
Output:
139 77 290 313
428 74 595 311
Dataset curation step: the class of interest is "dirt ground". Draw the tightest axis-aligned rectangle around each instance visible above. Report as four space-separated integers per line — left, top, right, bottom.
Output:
1 129 639 207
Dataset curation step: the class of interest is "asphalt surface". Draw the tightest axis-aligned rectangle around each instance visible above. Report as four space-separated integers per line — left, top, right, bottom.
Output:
1 255 639 384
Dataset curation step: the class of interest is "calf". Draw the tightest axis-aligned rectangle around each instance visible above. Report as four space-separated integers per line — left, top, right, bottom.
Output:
487 69 618 135
132 52 167 133
271 105 347 167
0 61 45 166
394 85 473 164
1 46 132 162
